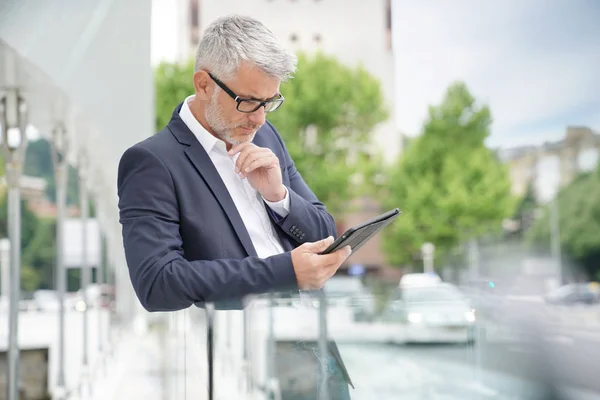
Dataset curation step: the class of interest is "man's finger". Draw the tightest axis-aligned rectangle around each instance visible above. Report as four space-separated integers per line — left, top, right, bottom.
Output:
318 259 345 286
321 245 352 267
242 154 278 174
239 149 273 171
233 145 256 172
304 236 334 252
235 147 268 173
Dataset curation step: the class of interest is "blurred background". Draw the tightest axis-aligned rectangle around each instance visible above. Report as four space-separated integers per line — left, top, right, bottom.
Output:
1 0 599 399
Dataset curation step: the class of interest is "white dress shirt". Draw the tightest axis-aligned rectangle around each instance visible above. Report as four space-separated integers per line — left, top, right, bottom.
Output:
179 95 290 259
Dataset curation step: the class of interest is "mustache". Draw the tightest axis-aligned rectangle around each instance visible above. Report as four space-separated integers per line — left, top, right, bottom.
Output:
235 123 260 130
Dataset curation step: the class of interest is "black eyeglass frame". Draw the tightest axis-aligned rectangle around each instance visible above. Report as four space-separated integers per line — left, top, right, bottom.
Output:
208 72 285 113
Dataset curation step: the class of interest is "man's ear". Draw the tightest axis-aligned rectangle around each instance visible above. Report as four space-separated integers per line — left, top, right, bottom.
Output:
193 70 212 101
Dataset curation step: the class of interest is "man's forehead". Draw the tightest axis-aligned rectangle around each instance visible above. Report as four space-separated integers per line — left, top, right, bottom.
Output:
231 64 281 100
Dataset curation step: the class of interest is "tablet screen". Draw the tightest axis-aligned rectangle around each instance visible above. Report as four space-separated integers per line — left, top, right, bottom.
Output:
320 208 401 255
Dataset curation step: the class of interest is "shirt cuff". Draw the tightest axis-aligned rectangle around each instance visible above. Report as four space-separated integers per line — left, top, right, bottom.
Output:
263 186 290 218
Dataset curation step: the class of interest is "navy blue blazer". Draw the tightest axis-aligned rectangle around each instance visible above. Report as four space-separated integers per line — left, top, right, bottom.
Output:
117 104 338 312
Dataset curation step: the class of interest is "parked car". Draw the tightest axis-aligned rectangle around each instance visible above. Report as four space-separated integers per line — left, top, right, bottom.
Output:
384 282 476 344
545 283 600 306
323 276 376 321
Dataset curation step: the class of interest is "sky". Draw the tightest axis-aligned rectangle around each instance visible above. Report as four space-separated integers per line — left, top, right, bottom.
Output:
392 0 600 149
150 0 600 150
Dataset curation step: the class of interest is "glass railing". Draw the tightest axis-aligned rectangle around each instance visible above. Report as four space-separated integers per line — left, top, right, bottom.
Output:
160 269 600 400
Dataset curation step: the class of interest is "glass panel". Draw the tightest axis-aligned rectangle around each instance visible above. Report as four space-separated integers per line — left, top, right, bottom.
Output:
201 255 600 399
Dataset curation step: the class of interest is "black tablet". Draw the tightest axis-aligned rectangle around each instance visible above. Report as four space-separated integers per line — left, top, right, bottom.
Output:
320 208 401 255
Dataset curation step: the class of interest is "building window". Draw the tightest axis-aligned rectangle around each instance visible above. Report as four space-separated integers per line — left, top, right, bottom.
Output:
385 0 392 51
189 0 199 45
313 34 322 43
290 33 298 42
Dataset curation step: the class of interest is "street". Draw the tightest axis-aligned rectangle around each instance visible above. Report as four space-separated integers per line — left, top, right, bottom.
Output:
339 322 600 400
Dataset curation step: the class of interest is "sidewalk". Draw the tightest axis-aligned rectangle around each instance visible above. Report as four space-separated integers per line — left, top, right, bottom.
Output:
88 325 166 400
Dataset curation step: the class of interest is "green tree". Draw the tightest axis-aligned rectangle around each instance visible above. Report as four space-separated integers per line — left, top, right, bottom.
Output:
528 168 600 279
21 265 42 292
0 192 38 249
510 182 538 237
268 52 388 214
0 192 47 290
22 218 56 290
382 82 515 268
155 59 195 132
24 139 79 205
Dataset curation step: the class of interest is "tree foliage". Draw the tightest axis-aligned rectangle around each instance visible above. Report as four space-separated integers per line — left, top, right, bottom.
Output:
155 59 196 132
0 192 55 290
24 139 79 205
528 168 600 279
382 82 515 268
510 182 538 237
268 52 388 214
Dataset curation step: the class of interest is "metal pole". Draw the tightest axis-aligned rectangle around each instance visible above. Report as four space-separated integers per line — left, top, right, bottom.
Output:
79 152 90 370
1 89 29 400
317 292 329 400
549 198 562 284
266 294 281 399
206 303 215 400
467 238 483 384
51 123 69 398
7 177 21 399
468 239 480 281
421 242 435 274
95 198 104 354
242 304 252 393
0 239 9 298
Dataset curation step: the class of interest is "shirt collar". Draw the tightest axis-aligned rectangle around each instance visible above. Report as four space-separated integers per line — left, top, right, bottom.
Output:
179 95 228 155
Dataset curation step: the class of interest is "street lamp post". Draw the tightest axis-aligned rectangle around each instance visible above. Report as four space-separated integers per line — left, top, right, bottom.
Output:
421 242 435 273
92 190 104 356
317 292 329 400
78 149 91 391
549 198 562 283
50 122 69 399
0 88 29 400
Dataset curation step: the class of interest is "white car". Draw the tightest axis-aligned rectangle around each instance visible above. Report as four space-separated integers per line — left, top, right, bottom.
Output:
386 283 476 344
323 276 376 321
398 272 442 288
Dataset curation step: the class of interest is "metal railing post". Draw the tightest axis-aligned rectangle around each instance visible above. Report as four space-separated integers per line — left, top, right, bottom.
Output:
0 86 29 400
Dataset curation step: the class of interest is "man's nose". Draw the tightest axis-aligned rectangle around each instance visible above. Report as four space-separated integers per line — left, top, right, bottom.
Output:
247 106 266 125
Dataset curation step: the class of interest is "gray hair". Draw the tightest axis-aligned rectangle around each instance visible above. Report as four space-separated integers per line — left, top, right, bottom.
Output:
194 15 297 82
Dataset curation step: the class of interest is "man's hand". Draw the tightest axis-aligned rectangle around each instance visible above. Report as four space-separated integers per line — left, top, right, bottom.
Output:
291 236 352 290
228 142 286 202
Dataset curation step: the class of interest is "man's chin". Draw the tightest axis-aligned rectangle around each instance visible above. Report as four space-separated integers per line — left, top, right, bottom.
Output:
222 136 252 148
229 131 256 144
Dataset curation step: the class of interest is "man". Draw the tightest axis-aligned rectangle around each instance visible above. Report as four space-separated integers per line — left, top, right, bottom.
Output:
117 15 352 399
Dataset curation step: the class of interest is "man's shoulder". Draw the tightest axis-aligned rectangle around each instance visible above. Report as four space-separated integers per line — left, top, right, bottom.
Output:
260 120 281 139
124 128 176 159
257 121 287 151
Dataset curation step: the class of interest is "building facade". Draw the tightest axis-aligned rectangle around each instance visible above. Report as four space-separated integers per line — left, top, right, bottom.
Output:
500 126 600 203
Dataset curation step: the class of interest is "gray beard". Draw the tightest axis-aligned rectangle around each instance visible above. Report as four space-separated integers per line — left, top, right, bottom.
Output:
205 95 256 145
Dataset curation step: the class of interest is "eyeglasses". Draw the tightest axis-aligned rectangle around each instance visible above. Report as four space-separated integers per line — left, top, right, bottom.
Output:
208 72 285 113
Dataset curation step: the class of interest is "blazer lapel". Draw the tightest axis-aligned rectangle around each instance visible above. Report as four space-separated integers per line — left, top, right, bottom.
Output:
167 105 258 258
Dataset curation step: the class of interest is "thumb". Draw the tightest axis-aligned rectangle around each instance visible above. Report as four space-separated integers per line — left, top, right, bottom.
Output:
305 236 334 252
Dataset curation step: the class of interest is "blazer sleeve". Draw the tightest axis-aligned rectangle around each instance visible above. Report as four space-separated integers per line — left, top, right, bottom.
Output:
117 145 298 312
264 121 338 244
